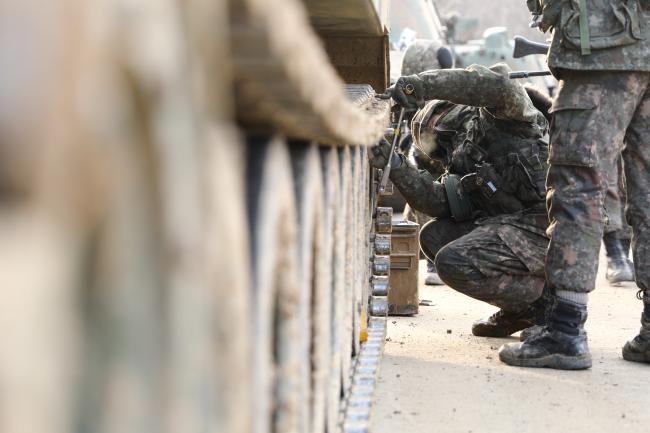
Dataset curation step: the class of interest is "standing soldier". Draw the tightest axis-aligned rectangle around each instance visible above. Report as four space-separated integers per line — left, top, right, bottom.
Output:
499 0 650 369
603 158 634 284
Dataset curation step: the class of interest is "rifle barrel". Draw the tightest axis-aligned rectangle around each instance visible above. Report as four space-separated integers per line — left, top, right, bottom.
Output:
509 70 553 79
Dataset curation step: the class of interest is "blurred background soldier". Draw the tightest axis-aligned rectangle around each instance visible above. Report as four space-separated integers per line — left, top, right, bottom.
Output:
373 63 553 338
499 0 650 370
401 39 455 75
603 158 634 285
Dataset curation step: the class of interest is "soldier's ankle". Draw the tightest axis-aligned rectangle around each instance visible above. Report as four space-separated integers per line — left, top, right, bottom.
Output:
555 290 588 306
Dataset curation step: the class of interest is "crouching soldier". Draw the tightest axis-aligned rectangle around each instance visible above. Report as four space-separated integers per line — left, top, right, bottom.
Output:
373 63 553 337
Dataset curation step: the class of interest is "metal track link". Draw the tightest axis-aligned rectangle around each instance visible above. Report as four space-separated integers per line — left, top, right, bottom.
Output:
342 316 388 433
340 204 392 432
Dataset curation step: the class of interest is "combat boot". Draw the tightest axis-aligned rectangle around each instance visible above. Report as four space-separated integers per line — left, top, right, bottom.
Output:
424 260 443 286
498 297 592 370
472 286 552 338
622 291 650 363
604 232 634 285
519 284 557 341
472 309 536 338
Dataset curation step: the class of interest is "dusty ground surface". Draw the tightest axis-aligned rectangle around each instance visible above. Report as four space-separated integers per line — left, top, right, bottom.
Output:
372 252 650 433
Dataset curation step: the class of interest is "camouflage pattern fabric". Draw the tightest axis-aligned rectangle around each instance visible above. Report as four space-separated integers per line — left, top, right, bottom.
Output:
420 218 547 312
390 158 451 218
402 145 444 227
382 65 551 312
546 0 650 72
416 64 547 124
545 70 650 292
390 64 548 220
604 157 631 239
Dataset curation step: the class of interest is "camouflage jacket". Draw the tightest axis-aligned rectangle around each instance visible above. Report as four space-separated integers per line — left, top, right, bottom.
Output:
390 64 549 221
547 0 650 71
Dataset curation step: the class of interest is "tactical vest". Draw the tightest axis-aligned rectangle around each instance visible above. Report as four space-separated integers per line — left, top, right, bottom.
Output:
414 101 549 216
547 0 650 72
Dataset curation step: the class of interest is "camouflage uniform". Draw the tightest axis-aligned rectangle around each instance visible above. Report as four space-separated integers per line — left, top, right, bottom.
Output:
384 64 550 315
543 3 650 293
400 40 450 242
498 0 650 369
604 158 629 239
400 39 452 285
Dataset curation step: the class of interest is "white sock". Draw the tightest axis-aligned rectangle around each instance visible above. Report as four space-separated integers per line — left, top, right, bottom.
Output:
555 290 589 306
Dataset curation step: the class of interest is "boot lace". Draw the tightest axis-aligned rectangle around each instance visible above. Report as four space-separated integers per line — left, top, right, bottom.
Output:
490 308 528 323
490 310 508 321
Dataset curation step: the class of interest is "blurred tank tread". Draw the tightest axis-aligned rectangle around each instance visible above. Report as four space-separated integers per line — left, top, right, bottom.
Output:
231 0 390 146
3 1 391 433
342 317 388 433
346 84 389 115
345 84 376 103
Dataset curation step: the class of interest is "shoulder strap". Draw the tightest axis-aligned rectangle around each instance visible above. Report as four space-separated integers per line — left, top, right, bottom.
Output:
579 0 592 55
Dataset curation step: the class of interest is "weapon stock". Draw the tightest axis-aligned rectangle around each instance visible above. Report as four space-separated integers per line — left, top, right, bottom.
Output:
513 35 550 58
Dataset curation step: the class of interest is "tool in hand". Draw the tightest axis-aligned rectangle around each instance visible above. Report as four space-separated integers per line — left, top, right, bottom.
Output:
379 106 406 194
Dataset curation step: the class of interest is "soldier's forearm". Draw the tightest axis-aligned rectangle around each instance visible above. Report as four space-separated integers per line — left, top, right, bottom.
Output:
390 159 451 218
418 67 510 109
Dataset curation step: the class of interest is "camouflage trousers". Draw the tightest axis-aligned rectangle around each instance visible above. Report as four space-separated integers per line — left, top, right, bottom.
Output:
603 156 631 239
546 70 650 292
420 218 546 312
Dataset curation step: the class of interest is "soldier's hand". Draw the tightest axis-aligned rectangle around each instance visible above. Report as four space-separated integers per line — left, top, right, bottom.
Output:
378 75 426 110
369 139 403 170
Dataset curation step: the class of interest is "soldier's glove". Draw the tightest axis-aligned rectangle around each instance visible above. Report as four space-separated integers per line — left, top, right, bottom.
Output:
378 75 426 110
369 139 403 170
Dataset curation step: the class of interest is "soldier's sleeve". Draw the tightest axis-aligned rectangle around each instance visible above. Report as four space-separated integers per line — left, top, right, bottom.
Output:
418 63 540 123
390 156 451 218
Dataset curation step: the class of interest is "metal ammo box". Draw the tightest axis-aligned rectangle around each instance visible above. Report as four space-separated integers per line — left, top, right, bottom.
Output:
388 220 420 316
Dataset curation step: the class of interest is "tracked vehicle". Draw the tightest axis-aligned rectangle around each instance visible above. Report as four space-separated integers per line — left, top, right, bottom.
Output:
0 1 399 433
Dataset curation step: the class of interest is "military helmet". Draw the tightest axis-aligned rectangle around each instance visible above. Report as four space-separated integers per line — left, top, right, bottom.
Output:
401 39 453 75
411 99 457 161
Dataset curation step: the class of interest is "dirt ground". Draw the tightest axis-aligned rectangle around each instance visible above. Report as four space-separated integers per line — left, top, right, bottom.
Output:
372 251 650 433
